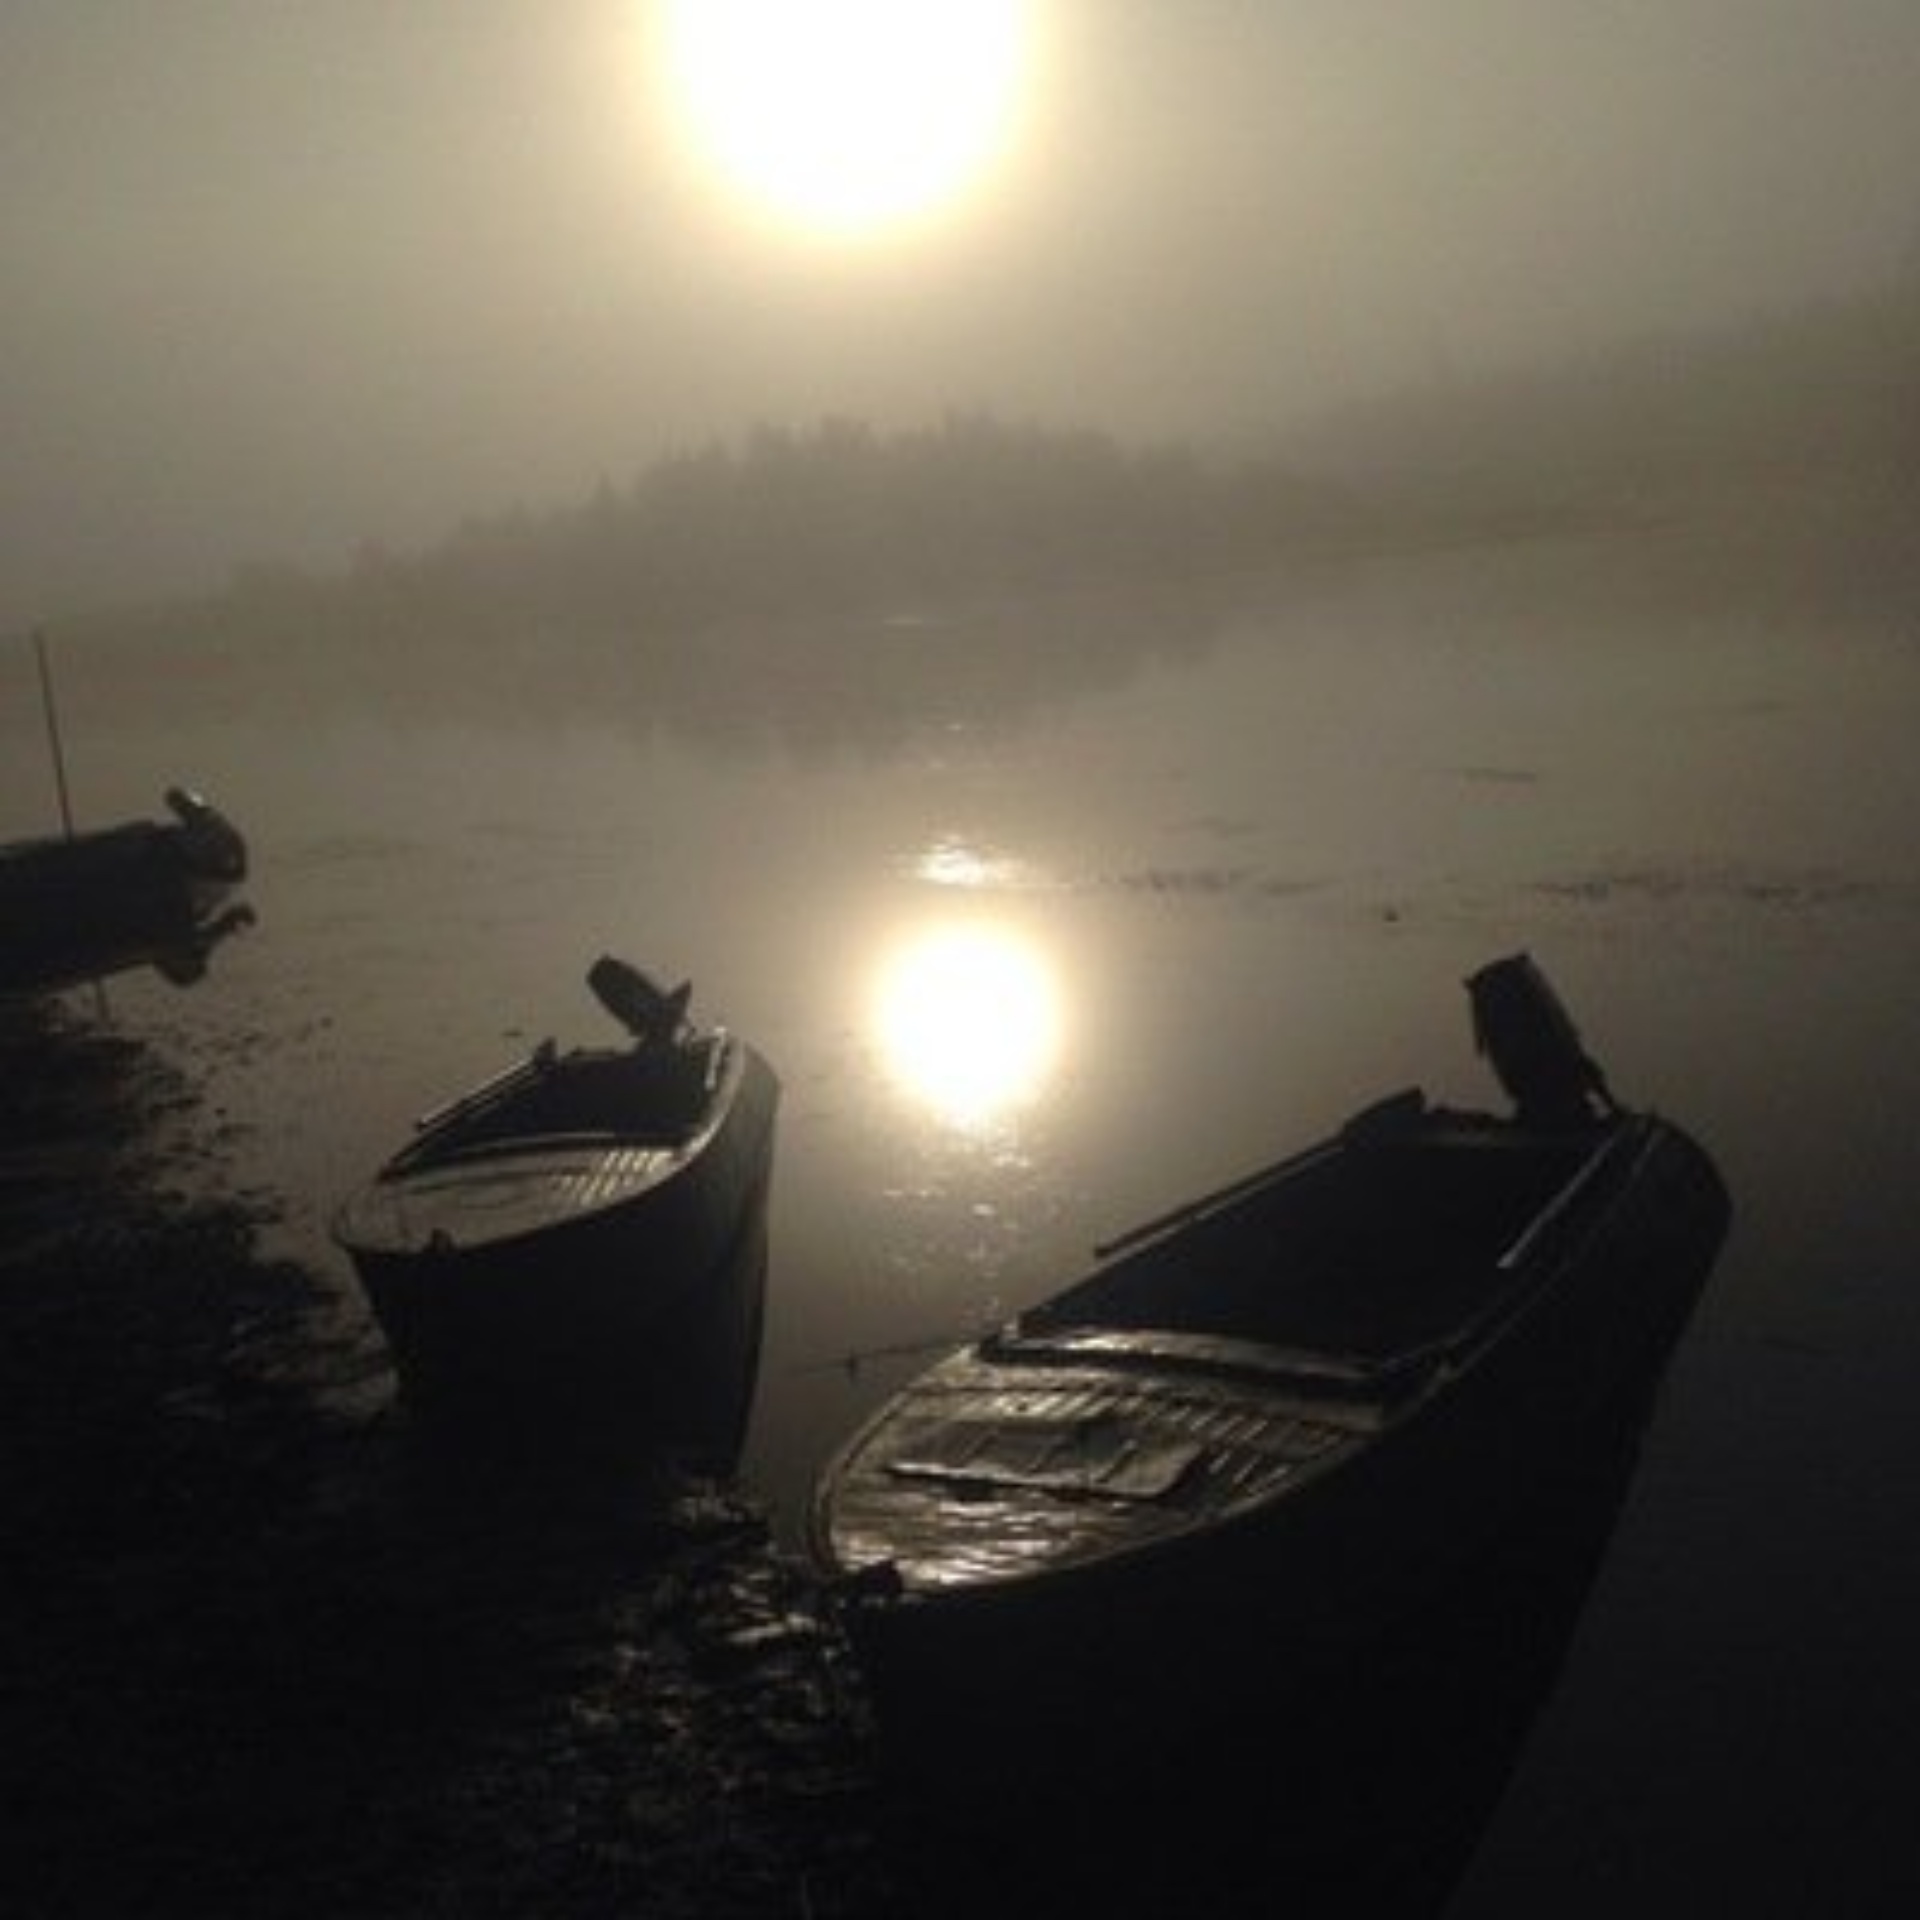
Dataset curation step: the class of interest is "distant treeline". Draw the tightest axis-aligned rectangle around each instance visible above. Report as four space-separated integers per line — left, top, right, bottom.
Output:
1292 274 1920 504
83 273 1918 713
192 415 1370 655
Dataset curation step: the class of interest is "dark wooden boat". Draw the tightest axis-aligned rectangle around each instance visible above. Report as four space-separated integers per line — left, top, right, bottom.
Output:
808 956 1730 1751
332 958 780 1431
0 787 249 996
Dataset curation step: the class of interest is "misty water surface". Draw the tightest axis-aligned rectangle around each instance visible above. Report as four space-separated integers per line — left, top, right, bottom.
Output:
6 531 1918 1913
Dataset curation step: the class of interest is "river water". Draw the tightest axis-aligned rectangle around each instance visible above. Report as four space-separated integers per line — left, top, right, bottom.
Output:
7 523 1917 1913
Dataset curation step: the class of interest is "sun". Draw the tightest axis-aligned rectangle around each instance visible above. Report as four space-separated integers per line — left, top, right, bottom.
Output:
658 0 1031 238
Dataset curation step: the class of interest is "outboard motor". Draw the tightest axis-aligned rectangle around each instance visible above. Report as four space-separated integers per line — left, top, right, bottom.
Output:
588 954 693 1047
1467 953 1616 1128
165 787 248 882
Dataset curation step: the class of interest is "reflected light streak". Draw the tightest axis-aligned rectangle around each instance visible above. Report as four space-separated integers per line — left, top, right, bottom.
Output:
912 834 1036 890
874 922 1062 1129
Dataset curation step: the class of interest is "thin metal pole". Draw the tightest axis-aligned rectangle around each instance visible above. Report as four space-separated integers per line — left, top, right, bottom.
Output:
28 628 109 1020
32 628 78 838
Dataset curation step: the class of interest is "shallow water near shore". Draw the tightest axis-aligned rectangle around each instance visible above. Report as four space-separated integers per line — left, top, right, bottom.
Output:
8 528 1920 1912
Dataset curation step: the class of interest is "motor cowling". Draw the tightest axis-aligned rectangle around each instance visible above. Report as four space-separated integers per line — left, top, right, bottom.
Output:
588 954 693 1046
1467 953 1616 1128
165 787 248 882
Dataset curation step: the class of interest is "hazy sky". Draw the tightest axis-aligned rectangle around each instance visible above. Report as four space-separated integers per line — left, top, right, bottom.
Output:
5 1 1918 620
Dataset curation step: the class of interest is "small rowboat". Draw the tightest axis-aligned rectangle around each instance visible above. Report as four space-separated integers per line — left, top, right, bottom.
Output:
807 956 1729 1753
0 787 249 995
333 958 780 1438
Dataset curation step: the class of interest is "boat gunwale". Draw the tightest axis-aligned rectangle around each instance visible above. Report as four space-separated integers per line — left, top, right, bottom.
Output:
1013 1113 1641 1386
380 1032 743 1177
979 1323 1434 1397
334 1038 771 1260
379 1127 685 1177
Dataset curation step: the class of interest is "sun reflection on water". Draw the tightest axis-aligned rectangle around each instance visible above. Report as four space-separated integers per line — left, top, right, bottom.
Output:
910 834 1041 891
873 921 1063 1130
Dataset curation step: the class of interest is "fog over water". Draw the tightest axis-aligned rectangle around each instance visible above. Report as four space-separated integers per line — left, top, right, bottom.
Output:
6 4 1920 1912
6 1 1920 617
7 494 1918 1907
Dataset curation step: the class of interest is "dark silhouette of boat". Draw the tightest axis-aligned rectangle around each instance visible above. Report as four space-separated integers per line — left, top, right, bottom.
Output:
332 958 780 1433
0 787 249 996
879 1406 1661 1918
808 955 1730 1756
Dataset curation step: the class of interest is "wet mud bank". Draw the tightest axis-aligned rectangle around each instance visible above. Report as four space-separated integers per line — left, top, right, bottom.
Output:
1 999 1671 1919
0 1003 894 1918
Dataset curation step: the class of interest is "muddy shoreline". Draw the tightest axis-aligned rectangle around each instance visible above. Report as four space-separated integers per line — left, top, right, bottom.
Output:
2 991 1727 1919
0 1000 897 1918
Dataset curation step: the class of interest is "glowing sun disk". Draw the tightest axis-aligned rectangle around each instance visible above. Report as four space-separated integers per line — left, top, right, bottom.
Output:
661 0 1030 235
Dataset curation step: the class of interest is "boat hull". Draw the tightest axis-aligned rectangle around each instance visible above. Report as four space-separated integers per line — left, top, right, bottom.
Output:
815 1112 1729 1761
339 1044 779 1440
0 795 248 996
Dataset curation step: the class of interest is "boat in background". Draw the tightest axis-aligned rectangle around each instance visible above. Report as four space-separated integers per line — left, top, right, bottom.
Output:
332 958 780 1444
0 787 250 997
808 955 1730 1761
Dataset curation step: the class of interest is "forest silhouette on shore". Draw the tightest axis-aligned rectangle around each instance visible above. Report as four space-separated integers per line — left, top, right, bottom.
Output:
58 274 1917 746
